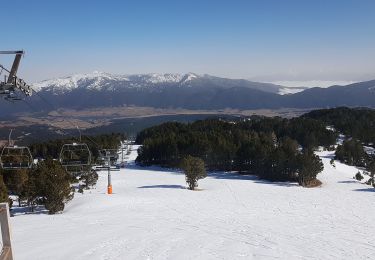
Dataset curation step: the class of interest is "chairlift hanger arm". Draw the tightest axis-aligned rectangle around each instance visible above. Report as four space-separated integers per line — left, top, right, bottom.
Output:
0 50 24 82
0 51 24 55
0 50 32 98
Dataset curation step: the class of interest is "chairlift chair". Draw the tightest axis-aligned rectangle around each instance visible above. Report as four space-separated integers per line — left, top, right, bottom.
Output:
0 145 33 170
59 142 92 175
99 149 119 161
98 149 119 167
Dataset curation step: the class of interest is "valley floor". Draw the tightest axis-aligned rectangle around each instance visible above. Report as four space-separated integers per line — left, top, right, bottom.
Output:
11 146 375 259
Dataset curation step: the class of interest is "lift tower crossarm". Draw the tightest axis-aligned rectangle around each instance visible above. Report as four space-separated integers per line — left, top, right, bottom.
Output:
0 50 32 97
0 51 24 83
0 51 24 54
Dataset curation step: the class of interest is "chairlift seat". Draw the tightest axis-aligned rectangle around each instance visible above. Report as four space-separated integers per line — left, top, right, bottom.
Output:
0 146 33 170
59 143 92 174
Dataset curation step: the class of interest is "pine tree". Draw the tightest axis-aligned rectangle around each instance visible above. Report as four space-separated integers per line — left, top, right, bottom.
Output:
298 150 324 187
181 156 206 190
80 170 98 189
34 159 74 214
354 171 364 181
2 169 29 206
366 160 375 188
335 139 368 167
20 169 39 212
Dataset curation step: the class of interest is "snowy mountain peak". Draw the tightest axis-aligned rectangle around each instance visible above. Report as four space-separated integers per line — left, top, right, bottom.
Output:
32 72 202 93
181 72 198 82
32 71 126 92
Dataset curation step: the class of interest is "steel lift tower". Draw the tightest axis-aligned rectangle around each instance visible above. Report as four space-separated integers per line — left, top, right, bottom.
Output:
0 50 32 101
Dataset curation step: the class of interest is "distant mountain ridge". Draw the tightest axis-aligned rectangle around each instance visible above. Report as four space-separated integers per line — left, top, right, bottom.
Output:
32 72 284 94
0 72 374 117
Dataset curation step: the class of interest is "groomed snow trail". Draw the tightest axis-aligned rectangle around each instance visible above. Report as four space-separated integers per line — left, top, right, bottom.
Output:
11 147 375 259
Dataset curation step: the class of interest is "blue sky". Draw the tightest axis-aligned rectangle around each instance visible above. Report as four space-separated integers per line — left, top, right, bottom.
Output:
1 0 375 82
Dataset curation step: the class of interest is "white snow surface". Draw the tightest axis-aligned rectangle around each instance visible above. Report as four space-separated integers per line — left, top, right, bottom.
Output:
11 147 375 260
277 87 307 95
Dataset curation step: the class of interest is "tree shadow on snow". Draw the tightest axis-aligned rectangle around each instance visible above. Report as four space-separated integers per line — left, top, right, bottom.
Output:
253 179 300 187
126 163 183 175
129 163 299 188
138 184 186 189
10 205 49 216
353 188 375 192
208 172 299 187
208 171 258 181
337 180 358 184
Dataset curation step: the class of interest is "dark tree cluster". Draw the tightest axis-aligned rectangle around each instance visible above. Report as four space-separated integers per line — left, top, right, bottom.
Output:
335 139 375 188
136 117 332 185
0 159 73 214
306 107 375 189
304 107 375 145
335 139 369 167
30 132 125 162
0 133 123 213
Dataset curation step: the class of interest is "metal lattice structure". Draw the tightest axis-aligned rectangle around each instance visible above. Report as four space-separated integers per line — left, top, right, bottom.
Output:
0 130 33 170
0 51 32 101
0 146 33 170
99 149 119 161
59 143 92 175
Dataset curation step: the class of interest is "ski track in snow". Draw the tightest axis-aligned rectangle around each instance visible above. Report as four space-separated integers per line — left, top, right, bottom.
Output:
11 146 375 260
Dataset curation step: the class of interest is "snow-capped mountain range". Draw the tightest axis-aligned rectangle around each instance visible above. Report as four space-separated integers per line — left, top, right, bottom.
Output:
33 72 200 93
32 72 284 95
1 72 374 116
33 72 360 96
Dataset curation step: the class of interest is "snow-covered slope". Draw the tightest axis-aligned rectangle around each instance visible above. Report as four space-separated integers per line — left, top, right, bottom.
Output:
11 146 375 260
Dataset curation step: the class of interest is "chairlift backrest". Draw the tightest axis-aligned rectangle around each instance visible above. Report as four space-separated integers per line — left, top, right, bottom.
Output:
0 145 33 169
59 143 92 166
99 149 119 160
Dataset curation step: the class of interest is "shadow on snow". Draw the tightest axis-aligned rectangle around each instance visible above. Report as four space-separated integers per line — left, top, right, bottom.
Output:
138 184 186 189
125 162 183 175
337 180 358 184
353 188 375 192
128 161 299 187
11 205 49 216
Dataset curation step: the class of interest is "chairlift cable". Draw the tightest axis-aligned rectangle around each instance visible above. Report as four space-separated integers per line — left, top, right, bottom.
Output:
30 86 79 130
27 87 97 174
29 86 102 148
21 99 71 137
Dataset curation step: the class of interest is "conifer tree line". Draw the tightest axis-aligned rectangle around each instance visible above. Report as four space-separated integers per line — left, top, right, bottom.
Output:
0 133 124 214
136 116 336 186
307 107 375 188
0 160 75 214
29 133 125 161
334 139 375 188
304 107 375 145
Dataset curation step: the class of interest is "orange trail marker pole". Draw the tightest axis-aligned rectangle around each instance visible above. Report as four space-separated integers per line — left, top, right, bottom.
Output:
107 156 112 194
